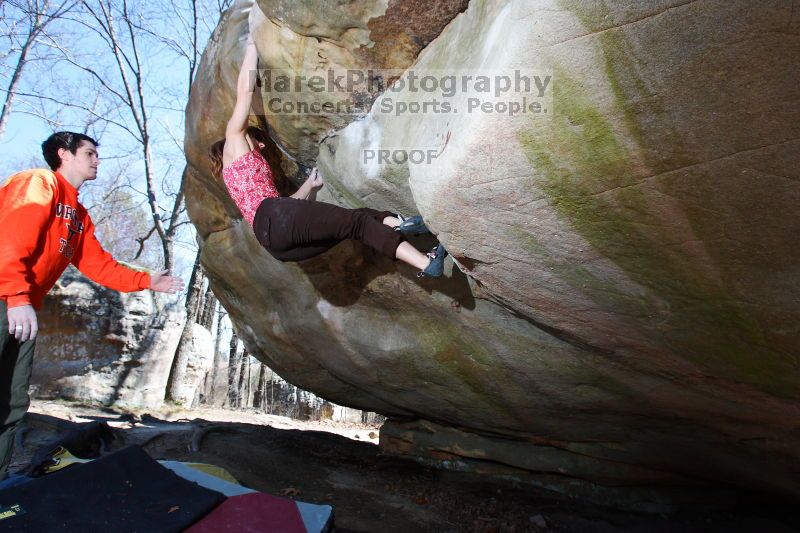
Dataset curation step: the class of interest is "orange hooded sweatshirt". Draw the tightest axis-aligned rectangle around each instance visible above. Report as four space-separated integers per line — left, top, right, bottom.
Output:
0 169 151 310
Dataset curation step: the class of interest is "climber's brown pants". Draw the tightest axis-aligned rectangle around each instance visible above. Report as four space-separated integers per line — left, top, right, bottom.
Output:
252 197 404 262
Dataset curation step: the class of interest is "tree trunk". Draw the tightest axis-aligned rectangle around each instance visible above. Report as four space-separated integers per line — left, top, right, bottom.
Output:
243 356 251 408
200 283 216 330
253 363 268 410
237 349 249 408
164 253 204 402
292 385 300 419
227 333 241 408
269 375 274 414
209 307 225 404
0 2 52 140
0 30 35 140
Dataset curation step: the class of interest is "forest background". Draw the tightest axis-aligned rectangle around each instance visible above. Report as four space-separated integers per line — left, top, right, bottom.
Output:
0 0 333 415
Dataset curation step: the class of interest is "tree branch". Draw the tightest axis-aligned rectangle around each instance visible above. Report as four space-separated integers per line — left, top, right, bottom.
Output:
132 223 157 260
0 87 138 137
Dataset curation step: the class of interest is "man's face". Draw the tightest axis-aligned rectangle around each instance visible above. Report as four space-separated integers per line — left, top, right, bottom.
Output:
58 141 99 181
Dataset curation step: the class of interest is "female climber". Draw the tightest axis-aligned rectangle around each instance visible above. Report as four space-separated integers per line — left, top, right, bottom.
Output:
209 33 447 277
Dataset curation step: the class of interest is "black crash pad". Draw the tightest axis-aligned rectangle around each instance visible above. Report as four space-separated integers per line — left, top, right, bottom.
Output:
0 445 224 532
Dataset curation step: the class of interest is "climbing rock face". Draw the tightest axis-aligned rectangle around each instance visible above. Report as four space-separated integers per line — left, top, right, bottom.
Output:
248 0 470 162
185 0 800 508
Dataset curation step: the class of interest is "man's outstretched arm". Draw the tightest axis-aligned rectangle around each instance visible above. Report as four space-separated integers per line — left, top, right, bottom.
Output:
71 215 185 295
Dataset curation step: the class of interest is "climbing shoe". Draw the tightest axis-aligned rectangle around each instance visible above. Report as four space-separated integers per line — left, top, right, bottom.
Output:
417 243 447 278
396 214 430 235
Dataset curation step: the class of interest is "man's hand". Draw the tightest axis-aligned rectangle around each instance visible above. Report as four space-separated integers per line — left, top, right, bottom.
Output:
8 304 38 342
308 167 324 190
150 270 185 294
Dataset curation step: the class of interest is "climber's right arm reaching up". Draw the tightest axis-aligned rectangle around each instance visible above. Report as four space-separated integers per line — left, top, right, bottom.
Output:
223 33 259 167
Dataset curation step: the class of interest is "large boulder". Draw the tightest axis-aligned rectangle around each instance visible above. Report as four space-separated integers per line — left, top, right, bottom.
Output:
184 0 800 509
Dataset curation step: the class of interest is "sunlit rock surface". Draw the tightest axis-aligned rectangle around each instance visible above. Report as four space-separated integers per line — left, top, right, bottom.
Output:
185 0 800 509
32 267 212 408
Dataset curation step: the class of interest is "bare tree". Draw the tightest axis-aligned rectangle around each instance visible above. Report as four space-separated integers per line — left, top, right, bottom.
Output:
226 332 241 408
236 349 249 408
209 306 226 404
73 0 192 269
140 0 221 404
199 282 217 330
83 170 162 268
21 0 192 270
268 372 274 414
55 0 216 404
212 0 233 19
164 252 205 402
253 362 268 411
165 247 225 403
0 0 77 139
244 353 252 407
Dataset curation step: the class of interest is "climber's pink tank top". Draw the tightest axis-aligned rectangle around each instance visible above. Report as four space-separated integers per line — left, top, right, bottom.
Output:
222 149 279 226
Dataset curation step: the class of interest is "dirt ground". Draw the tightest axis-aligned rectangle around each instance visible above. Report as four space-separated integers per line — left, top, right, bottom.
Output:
9 400 799 533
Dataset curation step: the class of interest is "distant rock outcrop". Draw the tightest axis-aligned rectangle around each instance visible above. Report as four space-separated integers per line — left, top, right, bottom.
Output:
32 267 213 409
183 0 800 510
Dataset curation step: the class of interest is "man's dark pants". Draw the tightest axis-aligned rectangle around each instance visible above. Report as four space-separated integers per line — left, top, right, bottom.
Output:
0 300 35 479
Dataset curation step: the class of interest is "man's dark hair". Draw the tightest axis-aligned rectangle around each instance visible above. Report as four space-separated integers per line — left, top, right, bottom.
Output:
41 132 99 171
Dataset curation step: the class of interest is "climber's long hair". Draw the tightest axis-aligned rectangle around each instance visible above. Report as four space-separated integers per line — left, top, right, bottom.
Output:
209 126 289 194
208 138 226 179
